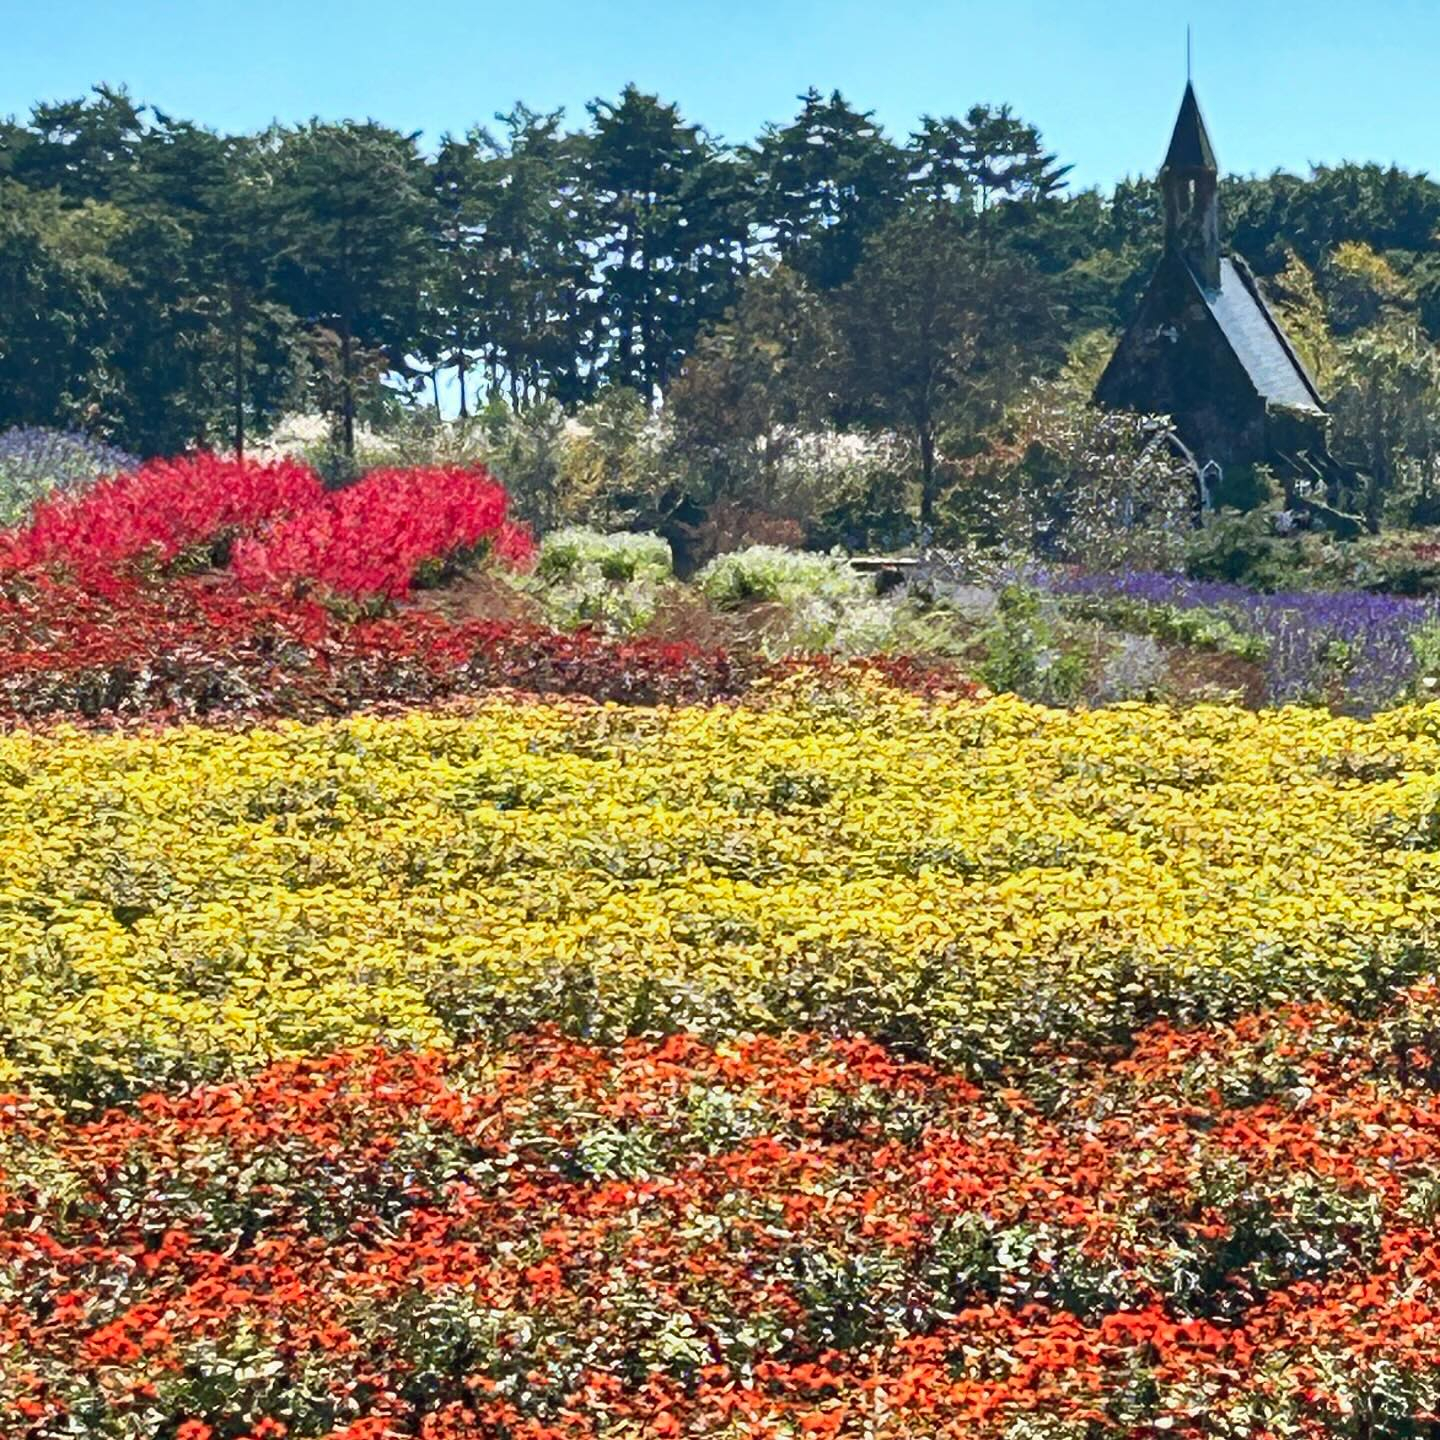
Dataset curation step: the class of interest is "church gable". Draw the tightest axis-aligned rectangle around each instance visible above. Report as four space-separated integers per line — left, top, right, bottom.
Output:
1097 251 1270 465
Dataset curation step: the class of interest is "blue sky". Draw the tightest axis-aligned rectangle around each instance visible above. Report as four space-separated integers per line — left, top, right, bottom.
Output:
4 0 1438 192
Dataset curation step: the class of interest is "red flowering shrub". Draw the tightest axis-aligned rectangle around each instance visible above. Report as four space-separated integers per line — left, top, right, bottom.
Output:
7 996 1440 1437
0 453 982 720
0 453 323 584
232 465 535 599
0 456 533 605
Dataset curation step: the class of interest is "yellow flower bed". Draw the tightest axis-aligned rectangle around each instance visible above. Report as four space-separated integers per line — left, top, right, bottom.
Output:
6 681 1440 1105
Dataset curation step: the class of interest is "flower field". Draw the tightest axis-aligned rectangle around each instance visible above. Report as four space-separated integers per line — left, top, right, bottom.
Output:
1054 569 1440 710
2 686 1439 1114
13 973 1440 1435
9 454 1440 1437
0 455 759 720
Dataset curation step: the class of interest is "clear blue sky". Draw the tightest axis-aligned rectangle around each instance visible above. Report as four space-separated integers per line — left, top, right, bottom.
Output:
4 0 1438 192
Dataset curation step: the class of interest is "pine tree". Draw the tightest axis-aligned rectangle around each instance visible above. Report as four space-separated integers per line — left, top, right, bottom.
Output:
748 89 904 290
265 121 432 455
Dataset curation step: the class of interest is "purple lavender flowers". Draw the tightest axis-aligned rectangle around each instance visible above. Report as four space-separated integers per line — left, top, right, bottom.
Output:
0 427 136 527
1053 569 1436 710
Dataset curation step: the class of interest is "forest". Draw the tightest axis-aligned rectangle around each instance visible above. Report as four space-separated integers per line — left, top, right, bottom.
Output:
5 83 1440 564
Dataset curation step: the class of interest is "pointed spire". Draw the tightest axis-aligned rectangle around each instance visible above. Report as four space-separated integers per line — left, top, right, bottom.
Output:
1163 82 1217 175
1160 82 1222 288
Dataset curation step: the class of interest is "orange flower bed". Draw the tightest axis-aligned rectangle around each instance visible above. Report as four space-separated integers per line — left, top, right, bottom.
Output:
7 995 1440 1437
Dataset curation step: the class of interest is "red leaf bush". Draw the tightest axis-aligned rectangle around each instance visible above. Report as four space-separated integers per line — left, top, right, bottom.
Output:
0 453 323 586
0 455 534 603
232 465 536 599
0 575 745 719
0 453 980 720
7 995 1440 1436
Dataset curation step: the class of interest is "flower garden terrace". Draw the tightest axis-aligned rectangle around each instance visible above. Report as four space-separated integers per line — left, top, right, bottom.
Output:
11 997 1440 1437
11 452 1440 1438
5 677 1440 1437
3 685 1440 1110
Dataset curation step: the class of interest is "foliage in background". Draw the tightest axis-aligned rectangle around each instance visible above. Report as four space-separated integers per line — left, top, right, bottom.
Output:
832 204 1058 527
9 85 1440 544
953 374 1196 568
1330 323 1440 529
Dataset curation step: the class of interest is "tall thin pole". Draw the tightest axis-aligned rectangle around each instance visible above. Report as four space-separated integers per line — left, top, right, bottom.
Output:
1187 25 1193 82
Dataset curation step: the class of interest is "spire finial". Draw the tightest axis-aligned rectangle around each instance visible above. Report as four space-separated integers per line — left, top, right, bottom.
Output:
1187 25 1192 83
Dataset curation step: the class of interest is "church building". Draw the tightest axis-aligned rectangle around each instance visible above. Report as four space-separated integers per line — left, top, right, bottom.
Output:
1095 84 1338 499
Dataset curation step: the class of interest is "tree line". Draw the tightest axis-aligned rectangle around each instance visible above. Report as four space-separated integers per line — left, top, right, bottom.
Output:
6 82 1440 538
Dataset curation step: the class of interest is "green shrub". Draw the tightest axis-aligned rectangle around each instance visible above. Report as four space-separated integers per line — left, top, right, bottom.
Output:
1066 594 1269 664
1184 512 1309 591
525 528 674 635
696 546 868 611
976 585 1090 706
537 528 673 586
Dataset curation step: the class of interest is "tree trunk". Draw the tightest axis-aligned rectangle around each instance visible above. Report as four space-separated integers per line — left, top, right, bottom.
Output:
917 422 939 532
1365 408 1387 533
640 234 655 404
231 302 245 459
457 352 468 419
618 218 637 387
340 321 356 458
1365 462 1386 535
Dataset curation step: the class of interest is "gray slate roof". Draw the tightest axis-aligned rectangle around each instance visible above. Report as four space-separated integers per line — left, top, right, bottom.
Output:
1201 257 1325 413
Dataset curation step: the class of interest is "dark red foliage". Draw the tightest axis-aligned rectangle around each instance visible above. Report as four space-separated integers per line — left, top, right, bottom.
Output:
0 575 744 720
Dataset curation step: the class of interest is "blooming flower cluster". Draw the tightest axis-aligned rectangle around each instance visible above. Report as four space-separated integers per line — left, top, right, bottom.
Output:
0 685 1435 1108
9 995 1440 1438
1055 568 1440 709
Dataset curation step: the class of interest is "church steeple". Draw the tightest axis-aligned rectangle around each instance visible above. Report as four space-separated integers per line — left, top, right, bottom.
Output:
1161 83 1221 290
